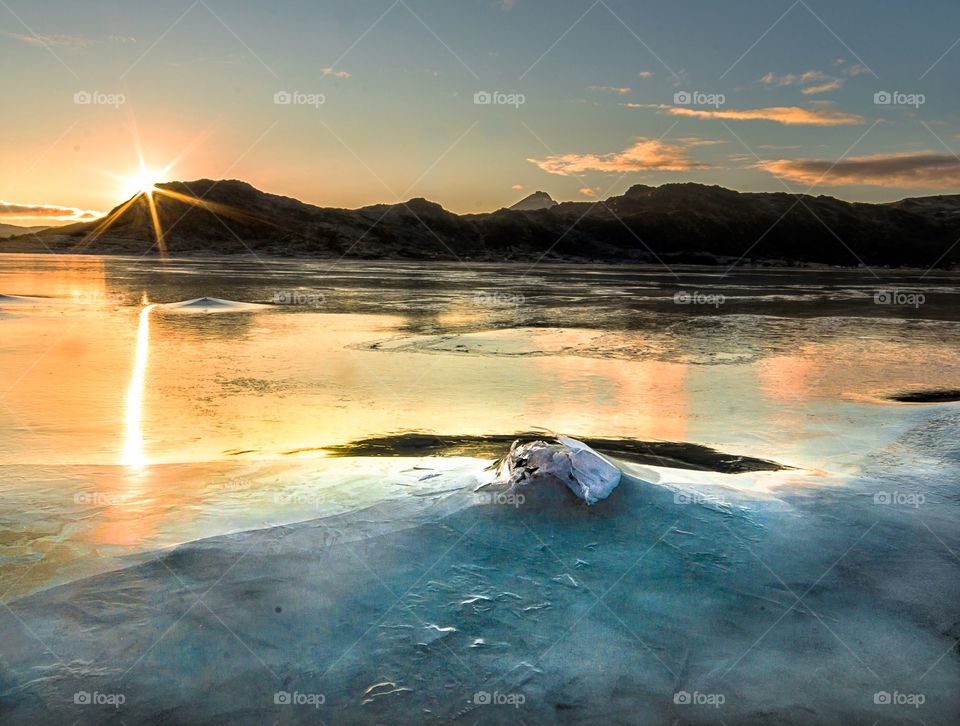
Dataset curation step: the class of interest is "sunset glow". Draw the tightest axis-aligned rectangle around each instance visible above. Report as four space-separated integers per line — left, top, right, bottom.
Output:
118 165 164 201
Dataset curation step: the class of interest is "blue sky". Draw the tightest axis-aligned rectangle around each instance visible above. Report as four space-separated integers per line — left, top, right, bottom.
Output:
2 0 960 218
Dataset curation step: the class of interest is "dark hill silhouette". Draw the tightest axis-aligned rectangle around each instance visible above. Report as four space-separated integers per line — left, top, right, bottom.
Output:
509 191 557 211
5 179 960 267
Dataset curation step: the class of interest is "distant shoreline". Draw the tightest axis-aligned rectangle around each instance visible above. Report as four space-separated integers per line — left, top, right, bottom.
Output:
0 245 954 274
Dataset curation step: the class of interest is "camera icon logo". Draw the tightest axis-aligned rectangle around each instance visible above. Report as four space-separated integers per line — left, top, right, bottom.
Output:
674 690 692 705
73 691 92 705
474 91 492 105
673 91 692 105
874 290 893 304
274 691 292 705
873 492 891 505
74 91 92 105
473 690 492 704
673 290 691 304
274 91 292 105
874 690 891 705
874 91 892 105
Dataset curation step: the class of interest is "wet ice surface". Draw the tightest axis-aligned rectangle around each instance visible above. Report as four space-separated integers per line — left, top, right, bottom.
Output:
2 434 959 725
1 255 959 723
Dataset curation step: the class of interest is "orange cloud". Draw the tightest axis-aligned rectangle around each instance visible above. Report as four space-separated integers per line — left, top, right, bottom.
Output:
528 138 707 176
0 201 103 221
653 104 862 126
756 152 960 188
802 79 843 95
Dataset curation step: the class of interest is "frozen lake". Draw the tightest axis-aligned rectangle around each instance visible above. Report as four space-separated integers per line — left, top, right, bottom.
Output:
0 254 958 723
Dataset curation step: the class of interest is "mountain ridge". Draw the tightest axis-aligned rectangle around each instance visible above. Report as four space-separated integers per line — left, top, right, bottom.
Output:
5 179 960 267
509 191 557 211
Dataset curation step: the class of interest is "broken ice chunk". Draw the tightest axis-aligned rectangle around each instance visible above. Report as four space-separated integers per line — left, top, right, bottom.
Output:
489 436 622 505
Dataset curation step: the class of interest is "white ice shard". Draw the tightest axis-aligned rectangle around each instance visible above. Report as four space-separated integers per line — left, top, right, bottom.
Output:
159 297 265 314
490 435 622 505
0 294 47 306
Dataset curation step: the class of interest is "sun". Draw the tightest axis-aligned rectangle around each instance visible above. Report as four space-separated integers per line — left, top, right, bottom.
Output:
119 164 164 200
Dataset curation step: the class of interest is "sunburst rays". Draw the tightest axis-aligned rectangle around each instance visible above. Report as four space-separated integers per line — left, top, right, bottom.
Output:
78 112 230 257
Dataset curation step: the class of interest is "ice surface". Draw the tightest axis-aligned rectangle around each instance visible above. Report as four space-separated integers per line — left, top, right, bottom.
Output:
1 412 959 724
2 259 960 723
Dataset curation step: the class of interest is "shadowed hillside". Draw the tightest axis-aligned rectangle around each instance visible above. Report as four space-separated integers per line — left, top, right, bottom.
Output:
6 179 960 267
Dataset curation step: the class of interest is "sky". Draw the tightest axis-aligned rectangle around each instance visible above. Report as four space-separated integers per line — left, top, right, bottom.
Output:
2 0 960 222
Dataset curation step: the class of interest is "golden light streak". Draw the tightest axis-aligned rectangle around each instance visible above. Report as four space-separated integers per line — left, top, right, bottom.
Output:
144 188 165 256
121 302 156 469
151 186 275 225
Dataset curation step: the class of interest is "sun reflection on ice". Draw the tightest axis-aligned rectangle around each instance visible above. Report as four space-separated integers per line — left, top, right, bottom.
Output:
121 300 155 469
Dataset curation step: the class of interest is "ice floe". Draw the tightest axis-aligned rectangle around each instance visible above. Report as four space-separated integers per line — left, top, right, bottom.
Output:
484 435 622 505
158 297 266 313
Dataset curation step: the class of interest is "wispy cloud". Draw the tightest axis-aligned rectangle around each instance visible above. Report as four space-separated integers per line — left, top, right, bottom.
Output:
0 201 102 221
760 69 844 95
757 152 960 188
760 70 827 87
589 85 631 95
528 138 708 176
321 67 351 78
579 187 599 197
638 103 863 126
638 70 654 79
802 79 843 95
511 183 524 190
1 31 93 49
